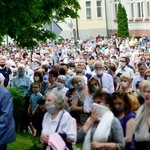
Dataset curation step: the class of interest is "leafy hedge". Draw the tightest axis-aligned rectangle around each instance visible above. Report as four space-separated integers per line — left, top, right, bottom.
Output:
7 87 25 128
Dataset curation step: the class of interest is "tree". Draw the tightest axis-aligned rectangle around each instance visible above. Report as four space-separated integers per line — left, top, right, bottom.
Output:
117 2 129 38
0 0 80 48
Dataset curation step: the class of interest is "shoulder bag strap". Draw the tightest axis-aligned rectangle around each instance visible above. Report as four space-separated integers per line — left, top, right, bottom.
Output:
55 110 65 132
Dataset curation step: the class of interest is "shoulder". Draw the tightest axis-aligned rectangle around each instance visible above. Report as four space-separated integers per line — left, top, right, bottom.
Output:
37 92 43 97
62 87 69 92
42 80 49 86
111 117 122 128
126 112 136 121
126 66 133 72
24 75 30 80
0 86 11 99
12 76 18 80
103 72 113 78
62 110 72 120
0 86 9 93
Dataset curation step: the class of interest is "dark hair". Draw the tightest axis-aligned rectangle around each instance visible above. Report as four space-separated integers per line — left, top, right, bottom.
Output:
137 61 147 68
60 63 68 68
49 69 58 78
32 82 41 88
120 56 128 64
88 77 102 94
112 91 132 117
34 70 43 82
108 64 116 72
93 91 114 110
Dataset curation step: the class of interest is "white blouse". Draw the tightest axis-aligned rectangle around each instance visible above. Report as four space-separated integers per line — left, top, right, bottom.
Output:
42 110 76 142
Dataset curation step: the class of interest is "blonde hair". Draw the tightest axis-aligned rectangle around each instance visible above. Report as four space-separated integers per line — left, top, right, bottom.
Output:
120 74 132 83
142 81 150 91
127 94 140 112
74 75 84 83
144 69 150 80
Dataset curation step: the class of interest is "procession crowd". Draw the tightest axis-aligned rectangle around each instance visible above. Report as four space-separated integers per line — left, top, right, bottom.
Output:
0 34 150 150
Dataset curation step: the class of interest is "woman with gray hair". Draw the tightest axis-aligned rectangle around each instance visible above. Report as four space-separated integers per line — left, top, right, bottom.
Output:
52 75 69 99
134 81 150 150
41 90 76 150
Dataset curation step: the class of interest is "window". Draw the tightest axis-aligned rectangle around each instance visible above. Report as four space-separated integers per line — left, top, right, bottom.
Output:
147 1 150 17
114 0 119 18
130 1 135 18
137 1 144 17
97 0 102 17
86 1 91 19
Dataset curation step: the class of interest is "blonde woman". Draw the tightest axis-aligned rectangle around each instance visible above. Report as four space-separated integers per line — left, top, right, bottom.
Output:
144 69 150 81
120 74 140 112
71 75 89 126
134 81 150 150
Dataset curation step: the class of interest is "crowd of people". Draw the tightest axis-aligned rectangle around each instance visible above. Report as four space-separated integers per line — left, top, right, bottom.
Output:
0 34 150 150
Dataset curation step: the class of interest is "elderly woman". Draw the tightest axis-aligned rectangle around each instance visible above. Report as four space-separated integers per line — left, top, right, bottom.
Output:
134 81 150 150
40 91 76 150
120 74 140 112
11 64 31 132
52 75 69 100
11 64 31 97
71 75 90 126
77 91 125 150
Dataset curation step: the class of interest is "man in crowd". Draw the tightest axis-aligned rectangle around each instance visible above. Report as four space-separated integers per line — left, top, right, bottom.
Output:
0 86 16 150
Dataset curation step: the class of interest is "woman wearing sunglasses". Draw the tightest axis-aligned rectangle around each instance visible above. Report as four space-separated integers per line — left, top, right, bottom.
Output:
112 91 136 150
77 91 125 150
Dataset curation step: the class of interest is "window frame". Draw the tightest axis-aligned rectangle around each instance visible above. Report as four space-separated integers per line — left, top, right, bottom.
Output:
86 1 92 19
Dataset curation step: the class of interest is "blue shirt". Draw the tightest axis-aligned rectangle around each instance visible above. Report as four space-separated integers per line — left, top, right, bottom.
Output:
119 112 136 148
66 74 73 89
11 75 31 96
29 92 43 111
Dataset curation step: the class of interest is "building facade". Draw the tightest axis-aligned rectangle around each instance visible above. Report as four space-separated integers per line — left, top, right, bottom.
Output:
58 0 107 39
106 0 150 37
58 0 150 39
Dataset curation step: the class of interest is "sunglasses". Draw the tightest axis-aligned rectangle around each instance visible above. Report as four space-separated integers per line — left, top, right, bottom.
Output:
112 91 125 97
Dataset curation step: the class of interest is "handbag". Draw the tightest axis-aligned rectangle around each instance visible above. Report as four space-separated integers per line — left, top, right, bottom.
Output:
47 111 69 150
48 133 67 150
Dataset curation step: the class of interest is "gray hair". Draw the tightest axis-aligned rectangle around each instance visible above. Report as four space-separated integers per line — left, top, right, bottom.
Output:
137 61 148 68
94 61 104 67
45 90 69 110
58 75 67 84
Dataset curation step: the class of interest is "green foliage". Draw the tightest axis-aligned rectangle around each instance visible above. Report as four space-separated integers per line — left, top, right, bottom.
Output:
0 0 80 48
7 87 25 126
117 3 129 38
8 132 82 150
